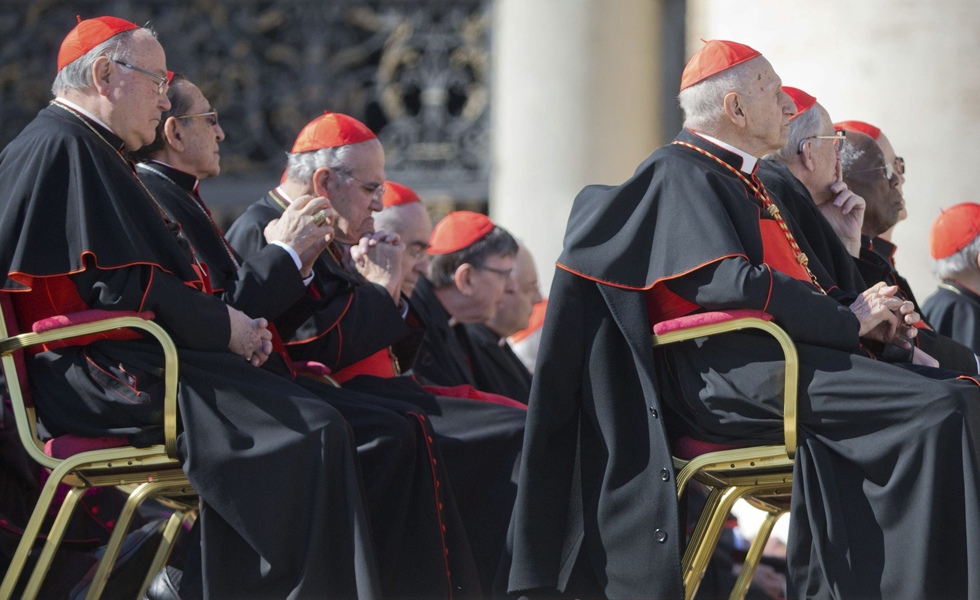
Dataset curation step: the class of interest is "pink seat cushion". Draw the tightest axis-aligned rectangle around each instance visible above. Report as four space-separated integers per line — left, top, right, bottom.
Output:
44 435 129 459
293 361 332 376
673 436 744 461
653 309 772 336
32 310 155 334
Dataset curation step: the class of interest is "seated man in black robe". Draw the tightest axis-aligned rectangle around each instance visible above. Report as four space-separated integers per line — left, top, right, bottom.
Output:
463 245 541 404
225 119 527 596
510 39 980 600
922 203 980 352
131 76 485 598
373 181 435 300
760 88 979 373
0 18 381 600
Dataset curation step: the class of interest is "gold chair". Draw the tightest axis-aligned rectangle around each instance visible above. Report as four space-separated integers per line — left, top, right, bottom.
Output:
651 309 798 600
0 294 198 600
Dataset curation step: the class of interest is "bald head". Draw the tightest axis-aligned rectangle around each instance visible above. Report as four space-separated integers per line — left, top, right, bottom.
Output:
374 201 433 297
841 131 903 238
487 245 543 338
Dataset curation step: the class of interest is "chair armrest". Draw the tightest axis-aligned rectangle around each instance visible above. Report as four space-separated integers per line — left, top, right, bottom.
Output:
651 310 798 459
0 312 181 463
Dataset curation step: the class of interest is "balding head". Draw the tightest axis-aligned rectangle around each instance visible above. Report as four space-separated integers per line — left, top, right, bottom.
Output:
765 102 840 204
841 131 903 238
374 201 433 297
678 55 795 157
487 245 543 338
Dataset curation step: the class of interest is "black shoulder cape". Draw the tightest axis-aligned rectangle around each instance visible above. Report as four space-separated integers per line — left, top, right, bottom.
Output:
0 104 201 291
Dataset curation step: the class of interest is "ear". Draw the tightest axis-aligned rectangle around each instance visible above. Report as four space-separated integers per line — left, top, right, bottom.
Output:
162 117 184 152
454 263 475 295
799 141 816 172
723 92 747 128
312 166 332 198
91 56 113 98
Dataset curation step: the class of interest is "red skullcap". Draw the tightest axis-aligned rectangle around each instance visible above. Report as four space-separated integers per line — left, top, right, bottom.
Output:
428 211 495 255
834 120 881 141
680 39 762 92
930 203 980 259
382 182 421 208
58 16 139 72
782 86 816 120
291 112 377 154
511 299 548 344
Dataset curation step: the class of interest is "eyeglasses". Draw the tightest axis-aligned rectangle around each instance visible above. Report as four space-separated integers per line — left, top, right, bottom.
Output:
894 156 905 176
797 130 846 154
849 161 897 182
342 173 386 201
175 110 219 127
478 266 513 279
113 60 169 94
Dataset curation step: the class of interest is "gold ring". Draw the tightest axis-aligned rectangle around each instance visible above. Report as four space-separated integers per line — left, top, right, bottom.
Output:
312 211 327 227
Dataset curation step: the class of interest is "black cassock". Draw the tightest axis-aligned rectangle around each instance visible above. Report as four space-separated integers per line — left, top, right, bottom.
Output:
923 282 980 354
0 103 381 599
410 276 480 387
226 191 527 597
463 324 532 404
137 161 476 598
757 160 980 374
509 129 980 600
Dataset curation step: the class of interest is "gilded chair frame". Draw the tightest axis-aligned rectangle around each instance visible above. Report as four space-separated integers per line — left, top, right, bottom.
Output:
0 309 197 600
652 316 798 600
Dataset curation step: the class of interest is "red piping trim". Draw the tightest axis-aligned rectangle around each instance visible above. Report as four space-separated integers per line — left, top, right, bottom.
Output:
554 253 749 292
284 293 355 346
957 375 980 388
4 250 202 292
408 412 453 597
138 266 153 312
84 348 143 402
763 265 774 312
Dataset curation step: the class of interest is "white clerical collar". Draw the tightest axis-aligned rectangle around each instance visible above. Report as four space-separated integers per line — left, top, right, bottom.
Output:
275 186 293 204
54 98 115 135
693 132 758 174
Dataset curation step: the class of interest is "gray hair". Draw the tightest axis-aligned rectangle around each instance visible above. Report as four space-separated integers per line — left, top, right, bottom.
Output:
283 139 379 185
839 138 865 174
763 104 824 164
677 57 759 131
51 27 154 96
933 233 980 280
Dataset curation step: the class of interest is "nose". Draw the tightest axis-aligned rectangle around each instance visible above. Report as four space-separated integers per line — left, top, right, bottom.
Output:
505 275 518 294
369 193 384 213
159 93 171 112
533 288 544 305
215 123 226 142
413 255 429 275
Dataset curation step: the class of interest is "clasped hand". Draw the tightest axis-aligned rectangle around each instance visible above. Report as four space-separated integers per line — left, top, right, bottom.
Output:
349 230 406 301
263 194 336 277
849 282 920 349
227 305 273 367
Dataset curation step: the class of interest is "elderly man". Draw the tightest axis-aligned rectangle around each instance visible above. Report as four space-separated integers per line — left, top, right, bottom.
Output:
510 40 980 599
374 181 434 298
923 204 980 352
226 121 527 596
761 88 979 373
463 245 542 403
0 17 381 599
132 78 485 599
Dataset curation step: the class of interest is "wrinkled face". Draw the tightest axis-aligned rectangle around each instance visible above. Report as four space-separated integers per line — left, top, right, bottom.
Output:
489 247 543 337
846 143 903 237
466 253 517 322
387 202 433 297
319 140 386 244
738 57 795 155
107 32 171 150
171 83 225 179
808 105 841 199
875 132 907 220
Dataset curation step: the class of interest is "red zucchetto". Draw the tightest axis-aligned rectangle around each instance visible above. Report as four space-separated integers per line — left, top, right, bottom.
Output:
58 16 139 72
428 211 495 255
930 203 980 259
382 182 421 208
291 112 377 154
834 120 881 141
679 39 762 92
782 86 816 120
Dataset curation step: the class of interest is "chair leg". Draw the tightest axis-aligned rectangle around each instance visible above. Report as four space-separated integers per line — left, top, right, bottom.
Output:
682 486 726 572
83 481 183 600
19 486 86 600
0 457 86 600
728 510 785 600
683 486 749 600
135 509 194 599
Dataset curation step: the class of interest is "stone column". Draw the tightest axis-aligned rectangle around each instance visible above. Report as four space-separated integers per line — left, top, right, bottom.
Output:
688 0 980 301
489 0 663 294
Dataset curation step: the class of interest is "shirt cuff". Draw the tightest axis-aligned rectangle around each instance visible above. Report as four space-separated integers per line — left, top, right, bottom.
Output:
400 297 410 319
974 354 979 374
270 241 314 286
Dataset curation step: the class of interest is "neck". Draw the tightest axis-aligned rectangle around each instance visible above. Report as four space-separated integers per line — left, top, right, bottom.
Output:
432 287 488 324
150 151 203 180
58 90 114 134
691 125 770 158
878 227 894 242
279 179 312 202
862 225 884 239
951 274 980 297
784 162 832 205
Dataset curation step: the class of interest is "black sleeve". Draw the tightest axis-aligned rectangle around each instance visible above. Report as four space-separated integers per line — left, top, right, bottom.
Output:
220 244 307 322
70 263 231 352
914 329 979 374
390 296 425 371
664 256 861 351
